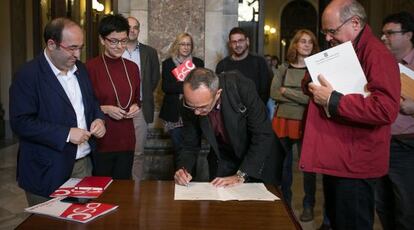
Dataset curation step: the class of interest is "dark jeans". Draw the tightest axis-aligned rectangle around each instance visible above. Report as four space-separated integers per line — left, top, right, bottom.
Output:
168 127 183 154
323 175 376 230
280 138 315 208
92 151 134 179
376 138 414 230
303 171 316 209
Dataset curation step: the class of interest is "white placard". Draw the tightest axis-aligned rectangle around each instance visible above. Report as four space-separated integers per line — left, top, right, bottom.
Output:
304 41 369 96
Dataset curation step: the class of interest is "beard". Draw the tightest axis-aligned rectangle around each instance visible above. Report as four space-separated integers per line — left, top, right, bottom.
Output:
232 46 249 57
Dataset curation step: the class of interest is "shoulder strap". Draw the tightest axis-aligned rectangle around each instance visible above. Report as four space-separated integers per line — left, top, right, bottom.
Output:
219 71 247 115
278 63 289 86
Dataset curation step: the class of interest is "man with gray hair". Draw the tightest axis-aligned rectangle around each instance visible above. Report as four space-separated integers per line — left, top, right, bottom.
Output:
300 0 400 229
174 68 283 187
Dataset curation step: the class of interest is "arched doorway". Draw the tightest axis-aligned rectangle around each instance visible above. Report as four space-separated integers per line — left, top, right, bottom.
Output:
280 1 317 61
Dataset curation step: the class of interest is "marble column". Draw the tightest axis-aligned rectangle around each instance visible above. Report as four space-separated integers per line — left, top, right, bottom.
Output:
205 0 238 69
149 0 205 62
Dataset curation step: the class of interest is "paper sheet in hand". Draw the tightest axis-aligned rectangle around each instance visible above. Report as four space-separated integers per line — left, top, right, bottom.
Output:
399 63 414 100
304 41 368 96
174 182 279 201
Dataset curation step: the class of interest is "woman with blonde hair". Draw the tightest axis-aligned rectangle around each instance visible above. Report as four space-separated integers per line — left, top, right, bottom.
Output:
159 33 204 157
270 29 319 221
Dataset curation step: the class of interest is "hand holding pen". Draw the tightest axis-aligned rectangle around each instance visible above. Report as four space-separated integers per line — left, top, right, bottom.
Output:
174 167 192 186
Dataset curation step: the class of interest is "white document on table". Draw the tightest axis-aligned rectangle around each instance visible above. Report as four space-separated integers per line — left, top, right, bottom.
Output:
174 182 279 201
304 41 369 97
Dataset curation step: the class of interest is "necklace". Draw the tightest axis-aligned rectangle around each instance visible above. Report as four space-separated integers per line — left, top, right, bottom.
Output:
102 54 133 110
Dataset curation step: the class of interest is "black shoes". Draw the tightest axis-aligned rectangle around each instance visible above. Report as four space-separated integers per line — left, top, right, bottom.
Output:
299 207 314 222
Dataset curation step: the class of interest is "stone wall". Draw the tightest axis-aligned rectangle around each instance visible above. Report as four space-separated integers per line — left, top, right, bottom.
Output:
149 0 205 62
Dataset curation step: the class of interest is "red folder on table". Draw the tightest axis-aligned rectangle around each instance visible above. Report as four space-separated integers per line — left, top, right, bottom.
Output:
74 176 113 191
49 178 103 198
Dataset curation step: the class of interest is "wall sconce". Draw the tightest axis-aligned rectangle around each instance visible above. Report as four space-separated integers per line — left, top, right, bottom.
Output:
92 0 105 12
281 39 287 62
264 24 276 44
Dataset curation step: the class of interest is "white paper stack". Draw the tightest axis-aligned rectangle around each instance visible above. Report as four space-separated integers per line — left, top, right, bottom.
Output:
304 41 369 96
174 182 279 201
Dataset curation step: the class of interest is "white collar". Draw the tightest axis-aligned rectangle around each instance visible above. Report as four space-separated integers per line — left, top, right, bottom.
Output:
44 49 78 76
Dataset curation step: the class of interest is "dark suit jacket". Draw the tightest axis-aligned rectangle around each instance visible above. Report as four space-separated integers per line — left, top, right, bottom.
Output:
176 71 284 185
139 43 160 123
9 53 105 197
159 57 204 122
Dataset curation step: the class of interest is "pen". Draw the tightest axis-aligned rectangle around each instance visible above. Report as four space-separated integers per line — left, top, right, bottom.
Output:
181 167 190 187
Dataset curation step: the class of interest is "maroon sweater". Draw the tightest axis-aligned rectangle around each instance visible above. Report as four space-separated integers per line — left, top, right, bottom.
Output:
86 55 140 153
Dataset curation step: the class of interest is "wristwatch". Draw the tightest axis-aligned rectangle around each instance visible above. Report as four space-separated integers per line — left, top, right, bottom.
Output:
236 170 248 182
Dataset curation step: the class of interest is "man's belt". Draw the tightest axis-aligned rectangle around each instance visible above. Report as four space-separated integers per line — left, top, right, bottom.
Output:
392 133 414 140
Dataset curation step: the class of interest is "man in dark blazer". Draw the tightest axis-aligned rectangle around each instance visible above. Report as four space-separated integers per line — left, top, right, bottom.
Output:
174 68 284 187
123 16 160 181
9 18 106 206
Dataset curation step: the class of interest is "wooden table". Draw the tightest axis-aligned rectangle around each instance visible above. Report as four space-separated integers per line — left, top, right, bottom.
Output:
17 180 301 229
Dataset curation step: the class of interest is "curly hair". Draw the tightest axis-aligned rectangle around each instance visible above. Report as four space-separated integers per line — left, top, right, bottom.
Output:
286 29 320 64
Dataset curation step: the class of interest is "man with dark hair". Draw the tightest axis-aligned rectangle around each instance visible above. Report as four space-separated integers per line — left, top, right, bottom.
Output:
376 11 414 230
10 17 106 206
382 11 414 68
300 0 400 229
215 27 271 104
122 16 160 181
174 67 283 187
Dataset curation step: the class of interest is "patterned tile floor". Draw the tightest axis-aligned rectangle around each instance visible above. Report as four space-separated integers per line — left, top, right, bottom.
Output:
0 144 30 230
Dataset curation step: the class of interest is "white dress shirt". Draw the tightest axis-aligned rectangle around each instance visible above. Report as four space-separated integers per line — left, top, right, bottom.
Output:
123 42 142 101
44 50 91 159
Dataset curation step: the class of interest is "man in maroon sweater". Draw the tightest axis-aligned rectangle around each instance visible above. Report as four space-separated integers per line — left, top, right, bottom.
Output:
300 1 400 229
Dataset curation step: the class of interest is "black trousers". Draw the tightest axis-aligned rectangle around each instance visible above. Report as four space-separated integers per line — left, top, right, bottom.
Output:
92 151 134 179
323 175 377 230
376 138 414 230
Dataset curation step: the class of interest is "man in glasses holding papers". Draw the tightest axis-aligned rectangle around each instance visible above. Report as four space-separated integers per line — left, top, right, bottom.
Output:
376 11 414 230
174 68 283 188
299 0 400 229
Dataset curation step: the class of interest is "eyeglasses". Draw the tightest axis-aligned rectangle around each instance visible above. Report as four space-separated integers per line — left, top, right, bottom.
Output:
104 37 128 46
58 43 83 53
182 94 218 113
178 43 192 47
382 30 407 37
230 39 246 45
321 17 354 36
